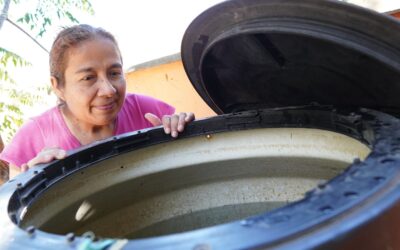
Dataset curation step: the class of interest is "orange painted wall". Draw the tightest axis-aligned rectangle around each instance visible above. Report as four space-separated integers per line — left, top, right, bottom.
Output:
389 10 400 19
126 60 216 119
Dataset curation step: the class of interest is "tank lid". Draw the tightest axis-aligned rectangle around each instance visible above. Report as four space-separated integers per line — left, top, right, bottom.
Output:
181 0 400 115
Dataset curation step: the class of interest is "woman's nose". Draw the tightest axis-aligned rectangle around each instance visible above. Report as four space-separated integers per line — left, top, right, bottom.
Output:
98 78 116 96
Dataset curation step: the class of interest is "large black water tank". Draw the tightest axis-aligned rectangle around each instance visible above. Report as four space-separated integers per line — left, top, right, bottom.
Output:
1 0 400 249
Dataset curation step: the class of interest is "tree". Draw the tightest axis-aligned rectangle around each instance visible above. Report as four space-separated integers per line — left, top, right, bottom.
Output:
0 0 94 142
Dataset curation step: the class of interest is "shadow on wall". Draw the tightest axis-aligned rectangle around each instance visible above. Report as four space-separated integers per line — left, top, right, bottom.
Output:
125 54 216 119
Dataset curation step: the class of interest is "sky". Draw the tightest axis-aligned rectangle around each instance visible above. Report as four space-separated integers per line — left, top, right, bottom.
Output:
78 0 227 68
1 0 225 83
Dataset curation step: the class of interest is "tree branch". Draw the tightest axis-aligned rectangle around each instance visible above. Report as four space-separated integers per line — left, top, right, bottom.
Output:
5 17 49 54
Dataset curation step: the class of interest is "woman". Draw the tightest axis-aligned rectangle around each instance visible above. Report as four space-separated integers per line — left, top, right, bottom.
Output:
0 24 194 178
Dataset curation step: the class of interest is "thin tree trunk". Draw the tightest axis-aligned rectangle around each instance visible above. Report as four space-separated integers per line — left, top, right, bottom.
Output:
6 17 49 53
0 0 11 30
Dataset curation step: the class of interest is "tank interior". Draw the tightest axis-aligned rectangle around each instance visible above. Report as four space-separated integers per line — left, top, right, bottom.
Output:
20 128 371 239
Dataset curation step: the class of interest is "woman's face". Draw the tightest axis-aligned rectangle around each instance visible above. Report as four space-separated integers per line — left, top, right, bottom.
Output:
55 37 126 127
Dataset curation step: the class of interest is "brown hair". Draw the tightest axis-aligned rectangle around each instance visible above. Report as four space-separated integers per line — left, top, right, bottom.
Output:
49 24 122 87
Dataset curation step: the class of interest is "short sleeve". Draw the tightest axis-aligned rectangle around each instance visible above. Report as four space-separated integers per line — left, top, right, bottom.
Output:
0 119 45 167
116 94 176 134
140 95 175 119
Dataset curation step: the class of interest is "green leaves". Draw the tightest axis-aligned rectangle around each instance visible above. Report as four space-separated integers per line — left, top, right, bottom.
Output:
0 48 35 142
0 48 28 84
0 104 24 142
16 0 94 38
0 48 31 84
0 48 30 68
0 0 94 143
0 84 50 142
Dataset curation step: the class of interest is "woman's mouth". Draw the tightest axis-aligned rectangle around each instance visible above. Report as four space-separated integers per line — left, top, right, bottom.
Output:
95 102 115 111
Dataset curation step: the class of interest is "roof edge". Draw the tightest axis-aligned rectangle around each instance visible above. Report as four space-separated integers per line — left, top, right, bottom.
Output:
126 53 181 73
385 8 400 16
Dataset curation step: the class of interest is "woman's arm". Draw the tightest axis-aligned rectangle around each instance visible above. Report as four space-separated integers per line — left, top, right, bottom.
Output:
9 163 21 179
8 147 67 179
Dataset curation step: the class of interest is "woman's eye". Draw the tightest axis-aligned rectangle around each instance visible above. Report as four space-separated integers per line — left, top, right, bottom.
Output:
110 71 122 78
81 75 95 81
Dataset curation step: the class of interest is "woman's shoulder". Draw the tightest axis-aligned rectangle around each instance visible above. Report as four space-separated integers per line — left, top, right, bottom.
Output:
27 106 61 127
123 93 175 113
0 108 58 167
13 106 58 134
124 93 164 104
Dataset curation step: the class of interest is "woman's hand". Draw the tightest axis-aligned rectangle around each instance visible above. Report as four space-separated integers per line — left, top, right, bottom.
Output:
145 112 195 138
21 147 67 172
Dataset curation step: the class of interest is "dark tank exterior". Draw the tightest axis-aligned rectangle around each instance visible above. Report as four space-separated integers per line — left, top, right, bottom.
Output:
2 0 400 249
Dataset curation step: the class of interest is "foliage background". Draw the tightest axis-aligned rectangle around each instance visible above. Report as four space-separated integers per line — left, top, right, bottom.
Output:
0 0 93 143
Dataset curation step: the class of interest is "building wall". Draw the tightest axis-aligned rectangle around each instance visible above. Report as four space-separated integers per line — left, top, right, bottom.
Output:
126 59 216 119
345 0 399 12
389 9 400 18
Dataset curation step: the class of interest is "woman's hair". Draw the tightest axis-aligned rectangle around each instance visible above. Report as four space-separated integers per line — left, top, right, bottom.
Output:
49 24 121 87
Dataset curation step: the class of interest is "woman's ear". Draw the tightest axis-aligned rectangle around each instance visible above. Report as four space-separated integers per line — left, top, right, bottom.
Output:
50 76 65 102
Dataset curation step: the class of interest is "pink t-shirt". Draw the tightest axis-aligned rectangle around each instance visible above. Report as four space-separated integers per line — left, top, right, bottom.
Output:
0 93 175 167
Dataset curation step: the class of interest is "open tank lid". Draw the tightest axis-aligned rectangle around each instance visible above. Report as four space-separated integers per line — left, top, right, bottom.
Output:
181 0 400 115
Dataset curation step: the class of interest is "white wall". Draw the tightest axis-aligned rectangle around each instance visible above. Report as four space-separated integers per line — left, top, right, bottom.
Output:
343 0 399 12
